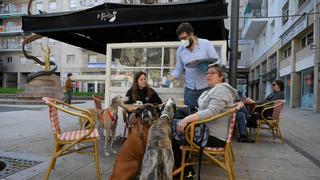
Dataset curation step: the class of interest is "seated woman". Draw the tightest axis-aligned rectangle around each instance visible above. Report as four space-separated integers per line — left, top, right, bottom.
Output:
125 71 162 126
245 79 285 105
173 63 238 178
245 79 285 127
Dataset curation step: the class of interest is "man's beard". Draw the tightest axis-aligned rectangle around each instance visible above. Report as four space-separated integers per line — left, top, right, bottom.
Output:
186 38 193 48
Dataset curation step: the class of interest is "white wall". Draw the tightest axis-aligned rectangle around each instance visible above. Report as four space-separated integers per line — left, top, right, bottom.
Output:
250 0 315 64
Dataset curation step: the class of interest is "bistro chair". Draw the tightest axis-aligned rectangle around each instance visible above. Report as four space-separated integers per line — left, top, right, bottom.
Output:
247 101 275 134
42 97 100 180
255 100 286 143
172 103 243 180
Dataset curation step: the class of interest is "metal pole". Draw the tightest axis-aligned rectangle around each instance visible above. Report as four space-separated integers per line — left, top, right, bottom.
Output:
229 0 239 88
313 0 320 112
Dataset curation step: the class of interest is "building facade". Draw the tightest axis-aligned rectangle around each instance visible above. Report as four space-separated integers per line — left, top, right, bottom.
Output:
0 0 196 94
242 0 320 112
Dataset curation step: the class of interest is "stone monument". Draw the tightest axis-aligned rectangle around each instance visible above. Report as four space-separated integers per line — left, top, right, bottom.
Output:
16 35 64 102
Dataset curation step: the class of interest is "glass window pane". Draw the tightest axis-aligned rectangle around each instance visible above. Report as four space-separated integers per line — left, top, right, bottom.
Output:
300 68 314 108
110 68 184 88
146 48 162 67
163 47 177 67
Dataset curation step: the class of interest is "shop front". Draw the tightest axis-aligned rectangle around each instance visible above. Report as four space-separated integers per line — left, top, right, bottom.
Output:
300 67 314 109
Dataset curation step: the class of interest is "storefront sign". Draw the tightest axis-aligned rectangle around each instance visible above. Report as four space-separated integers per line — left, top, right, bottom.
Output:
280 15 307 46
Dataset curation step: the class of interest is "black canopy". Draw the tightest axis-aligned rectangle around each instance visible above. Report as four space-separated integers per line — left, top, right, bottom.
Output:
22 0 228 54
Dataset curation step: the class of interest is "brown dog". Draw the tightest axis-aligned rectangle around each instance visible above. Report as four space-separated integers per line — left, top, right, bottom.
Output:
110 103 160 180
139 98 176 180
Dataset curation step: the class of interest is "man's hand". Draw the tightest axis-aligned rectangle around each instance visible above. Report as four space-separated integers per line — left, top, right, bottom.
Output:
162 79 172 88
167 74 175 81
199 62 210 72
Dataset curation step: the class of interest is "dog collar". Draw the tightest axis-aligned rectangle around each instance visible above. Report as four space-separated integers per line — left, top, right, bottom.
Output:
160 114 171 120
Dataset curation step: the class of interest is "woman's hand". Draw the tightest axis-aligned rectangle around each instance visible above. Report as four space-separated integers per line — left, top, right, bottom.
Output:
245 97 255 104
177 119 188 133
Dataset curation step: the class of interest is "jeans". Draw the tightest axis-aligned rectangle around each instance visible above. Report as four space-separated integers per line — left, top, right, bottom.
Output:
65 91 72 104
184 87 209 108
236 111 247 136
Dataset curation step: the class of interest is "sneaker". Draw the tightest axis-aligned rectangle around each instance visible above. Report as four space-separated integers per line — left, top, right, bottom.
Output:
185 171 196 179
238 135 255 143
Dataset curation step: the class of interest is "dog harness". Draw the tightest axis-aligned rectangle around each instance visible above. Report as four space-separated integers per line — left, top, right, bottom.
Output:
101 109 118 126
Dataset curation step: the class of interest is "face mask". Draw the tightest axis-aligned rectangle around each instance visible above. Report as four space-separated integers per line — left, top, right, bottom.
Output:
180 39 190 48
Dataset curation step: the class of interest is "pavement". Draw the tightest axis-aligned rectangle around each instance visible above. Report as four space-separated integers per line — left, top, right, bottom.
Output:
0 101 319 180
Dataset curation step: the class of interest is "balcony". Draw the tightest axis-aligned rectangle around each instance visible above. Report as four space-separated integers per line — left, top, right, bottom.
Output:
0 26 23 36
87 62 106 68
0 3 28 17
242 8 268 39
0 40 32 52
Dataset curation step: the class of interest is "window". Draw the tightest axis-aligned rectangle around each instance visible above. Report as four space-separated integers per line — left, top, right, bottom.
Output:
237 52 242 62
7 57 12 63
270 19 275 36
300 67 314 108
269 53 277 70
284 46 291 58
69 0 77 8
282 2 289 25
20 56 27 64
301 32 314 48
107 42 226 88
307 32 313 45
49 0 57 10
35 2 43 12
67 55 75 64
50 55 55 62
88 55 97 63
298 0 306 8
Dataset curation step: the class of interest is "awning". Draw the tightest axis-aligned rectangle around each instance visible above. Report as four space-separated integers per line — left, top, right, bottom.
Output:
22 0 228 54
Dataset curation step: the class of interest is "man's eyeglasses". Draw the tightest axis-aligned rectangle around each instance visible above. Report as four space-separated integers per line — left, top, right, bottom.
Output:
178 35 189 40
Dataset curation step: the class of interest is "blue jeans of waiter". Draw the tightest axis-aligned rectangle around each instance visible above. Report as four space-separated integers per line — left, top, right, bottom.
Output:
184 87 209 108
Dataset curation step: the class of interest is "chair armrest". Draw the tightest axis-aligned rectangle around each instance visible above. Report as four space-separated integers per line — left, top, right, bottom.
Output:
260 100 285 123
184 103 243 146
252 101 274 113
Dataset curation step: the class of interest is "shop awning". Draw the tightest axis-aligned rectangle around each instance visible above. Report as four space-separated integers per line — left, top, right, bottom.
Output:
22 0 228 54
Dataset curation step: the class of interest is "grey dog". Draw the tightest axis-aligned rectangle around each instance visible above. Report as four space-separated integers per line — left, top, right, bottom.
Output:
140 98 176 180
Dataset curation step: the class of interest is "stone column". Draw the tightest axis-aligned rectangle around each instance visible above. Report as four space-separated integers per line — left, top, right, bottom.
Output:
17 72 21 89
290 39 300 108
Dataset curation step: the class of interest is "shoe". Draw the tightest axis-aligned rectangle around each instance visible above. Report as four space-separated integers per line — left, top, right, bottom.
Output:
184 167 196 179
238 135 255 143
185 171 196 179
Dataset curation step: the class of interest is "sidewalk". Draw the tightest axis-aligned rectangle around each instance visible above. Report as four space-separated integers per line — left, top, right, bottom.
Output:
0 102 319 180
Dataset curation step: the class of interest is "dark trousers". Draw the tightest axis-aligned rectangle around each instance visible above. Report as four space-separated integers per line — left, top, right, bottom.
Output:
65 91 72 104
